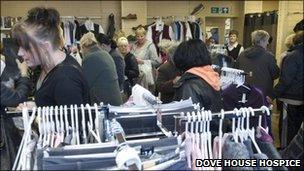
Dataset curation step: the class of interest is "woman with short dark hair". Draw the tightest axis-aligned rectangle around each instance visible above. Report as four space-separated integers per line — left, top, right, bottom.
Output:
173 39 223 134
173 39 223 112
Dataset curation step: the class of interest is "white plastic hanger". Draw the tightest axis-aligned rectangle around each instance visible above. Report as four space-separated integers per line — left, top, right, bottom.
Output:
207 111 213 160
80 104 87 144
14 107 36 171
86 104 94 131
202 111 208 160
185 112 190 138
232 108 238 143
198 111 204 159
37 107 43 144
194 111 199 152
94 103 101 142
59 105 65 143
49 106 55 148
74 104 80 145
235 110 243 143
240 108 246 142
54 106 60 136
197 111 202 151
245 108 251 140
260 106 270 133
247 107 262 154
42 107 47 147
190 111 195 151
204 111 208 160
64 105 70 140
86 104 100 143
70 105 76 145
218 109 225 159
47 107 52 147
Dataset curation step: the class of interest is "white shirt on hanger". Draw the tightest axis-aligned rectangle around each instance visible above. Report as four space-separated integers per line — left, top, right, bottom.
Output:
84 19 105 34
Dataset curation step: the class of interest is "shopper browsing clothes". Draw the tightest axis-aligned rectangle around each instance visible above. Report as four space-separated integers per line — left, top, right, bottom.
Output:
131 27 161 92
13 7 90 107
96 33 126 93
155 40 181 103
117 37 139 98
173 39 223 134
80 32 122 106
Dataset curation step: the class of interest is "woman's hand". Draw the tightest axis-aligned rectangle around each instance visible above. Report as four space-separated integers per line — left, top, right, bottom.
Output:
16 59 29 77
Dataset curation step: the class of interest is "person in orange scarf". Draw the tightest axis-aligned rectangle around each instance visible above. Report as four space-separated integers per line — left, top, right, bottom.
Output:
173 39 223 113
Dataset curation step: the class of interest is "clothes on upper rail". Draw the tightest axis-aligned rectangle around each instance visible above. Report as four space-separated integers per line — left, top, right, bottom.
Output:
75 19 104 41
60 21 76 46
107 13 115 39
170 21 203 42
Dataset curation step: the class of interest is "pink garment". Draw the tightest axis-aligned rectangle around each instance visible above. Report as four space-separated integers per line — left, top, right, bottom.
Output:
185 132 204 170
212 133 232 159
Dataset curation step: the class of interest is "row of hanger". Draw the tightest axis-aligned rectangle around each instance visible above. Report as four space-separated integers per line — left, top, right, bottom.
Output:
182 105 270 165
36 103 104 148
150 15 197 23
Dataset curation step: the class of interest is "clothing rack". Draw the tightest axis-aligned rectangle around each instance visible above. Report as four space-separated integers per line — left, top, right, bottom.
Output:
147 15 196 21
212 64 252 76
60 16 103 19
176 105 271 121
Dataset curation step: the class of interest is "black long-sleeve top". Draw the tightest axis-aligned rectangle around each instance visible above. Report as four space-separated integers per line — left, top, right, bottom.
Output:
35 55 90 107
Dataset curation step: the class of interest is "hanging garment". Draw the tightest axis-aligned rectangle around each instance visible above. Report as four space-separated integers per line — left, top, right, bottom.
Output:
222 135 252 170
107 13 115 39
75 20 104 41
146 23 174 63
221 84 270 130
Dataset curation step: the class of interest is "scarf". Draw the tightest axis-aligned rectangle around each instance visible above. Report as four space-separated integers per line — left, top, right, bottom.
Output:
186 65 220 91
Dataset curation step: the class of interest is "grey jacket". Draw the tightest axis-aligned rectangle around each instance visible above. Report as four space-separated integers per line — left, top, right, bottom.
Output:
82 46 122 106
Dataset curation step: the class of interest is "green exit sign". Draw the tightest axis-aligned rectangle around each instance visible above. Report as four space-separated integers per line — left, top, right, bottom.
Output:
211 7 220 13
211 7 229 14
221 7 229 13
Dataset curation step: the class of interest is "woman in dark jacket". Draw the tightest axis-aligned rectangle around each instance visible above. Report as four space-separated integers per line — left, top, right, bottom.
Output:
173 39 223 134
155 41 181 103
273 31 304 145
80 32 122 106
117 37 139 97
1 57 31 170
